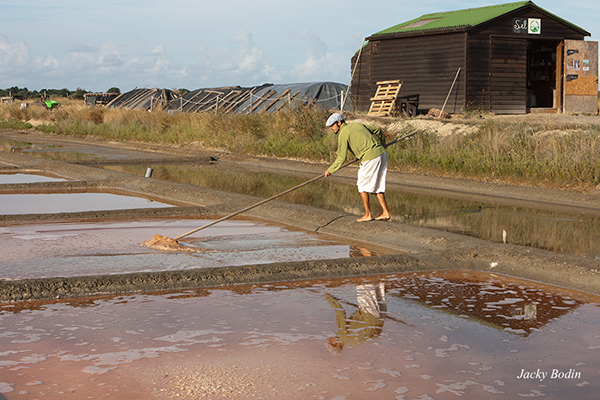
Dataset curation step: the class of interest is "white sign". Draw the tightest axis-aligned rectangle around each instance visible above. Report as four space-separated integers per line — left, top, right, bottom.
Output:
528 18 541 34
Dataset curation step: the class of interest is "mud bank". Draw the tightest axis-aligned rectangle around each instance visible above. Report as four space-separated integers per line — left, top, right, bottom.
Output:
1 132 600 302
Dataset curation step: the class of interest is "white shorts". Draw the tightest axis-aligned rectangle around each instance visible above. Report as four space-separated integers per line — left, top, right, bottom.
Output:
357 153 388 193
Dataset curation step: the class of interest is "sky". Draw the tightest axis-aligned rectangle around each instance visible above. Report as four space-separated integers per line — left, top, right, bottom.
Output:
0 0 597 92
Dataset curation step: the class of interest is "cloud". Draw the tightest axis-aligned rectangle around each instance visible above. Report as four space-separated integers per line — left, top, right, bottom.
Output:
0 34 29 67
0 27 347 91
68 44 98 53
288 29 348 83
100 54 124 68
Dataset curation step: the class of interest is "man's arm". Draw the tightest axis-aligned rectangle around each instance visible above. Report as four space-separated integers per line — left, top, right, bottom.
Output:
326 132 349 175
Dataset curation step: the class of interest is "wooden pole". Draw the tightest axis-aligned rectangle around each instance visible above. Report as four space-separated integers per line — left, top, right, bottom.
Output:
342 38 366 111
172 130 417 241
439 68 461 117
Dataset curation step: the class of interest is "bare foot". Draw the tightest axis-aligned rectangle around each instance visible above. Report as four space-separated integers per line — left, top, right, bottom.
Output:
375 215 390 221
357 215 373 222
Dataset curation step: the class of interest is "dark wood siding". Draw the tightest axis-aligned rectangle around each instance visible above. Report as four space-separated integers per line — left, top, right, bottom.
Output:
466 7 586 113
352 4 589 114
351 32 466 113
490 37 527 113
465 35 491 109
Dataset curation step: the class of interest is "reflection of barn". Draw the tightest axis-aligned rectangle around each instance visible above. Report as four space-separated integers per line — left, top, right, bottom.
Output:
105 82 348 114
387 271 583 335
351 1 598 114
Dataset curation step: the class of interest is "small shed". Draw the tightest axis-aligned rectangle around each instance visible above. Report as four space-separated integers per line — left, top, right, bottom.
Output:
83 92 119 107
351 1 598 114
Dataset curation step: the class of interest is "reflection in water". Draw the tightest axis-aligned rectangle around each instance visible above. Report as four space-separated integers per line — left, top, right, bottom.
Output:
350 245 374 257
0 140 141 162
326 283 387 350
0 271 598 399
3 142 105 162
104 164 600 260
385 270 583 336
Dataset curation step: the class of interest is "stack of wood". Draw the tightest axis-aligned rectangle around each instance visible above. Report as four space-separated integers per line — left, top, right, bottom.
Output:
368 80 403 116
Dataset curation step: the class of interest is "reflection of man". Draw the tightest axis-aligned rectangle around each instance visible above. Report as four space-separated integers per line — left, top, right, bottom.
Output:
327 283 387 351
324 113 390 222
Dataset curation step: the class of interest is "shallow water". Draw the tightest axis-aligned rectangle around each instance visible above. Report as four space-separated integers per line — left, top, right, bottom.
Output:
105 164 600 261
4 137 599 260
1 140 149 162
0 270 597 399
0 193 174 214
0 173 68 184
0 219 391 280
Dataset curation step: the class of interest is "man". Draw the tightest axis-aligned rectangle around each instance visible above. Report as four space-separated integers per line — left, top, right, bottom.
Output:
324 113 390 222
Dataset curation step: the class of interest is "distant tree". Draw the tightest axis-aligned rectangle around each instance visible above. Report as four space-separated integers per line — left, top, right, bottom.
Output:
71 87 88 99
107 87 121 94
177 88 190 96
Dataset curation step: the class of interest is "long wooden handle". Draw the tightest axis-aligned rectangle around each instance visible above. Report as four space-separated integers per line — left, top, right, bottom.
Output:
174 129 418 240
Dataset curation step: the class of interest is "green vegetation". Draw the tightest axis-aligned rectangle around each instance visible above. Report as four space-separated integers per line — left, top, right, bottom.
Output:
0 86 118 100
1 99 600 190
385 120 600 188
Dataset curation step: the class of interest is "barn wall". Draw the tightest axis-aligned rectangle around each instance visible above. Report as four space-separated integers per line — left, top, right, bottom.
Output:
351 32 467 113
466 7 587 114
352 4 590 115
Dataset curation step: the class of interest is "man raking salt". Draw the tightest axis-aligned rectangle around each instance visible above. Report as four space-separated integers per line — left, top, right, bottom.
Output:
324 113 391 222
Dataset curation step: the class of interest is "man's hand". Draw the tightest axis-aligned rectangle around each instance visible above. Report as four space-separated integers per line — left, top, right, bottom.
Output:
324 170 331 177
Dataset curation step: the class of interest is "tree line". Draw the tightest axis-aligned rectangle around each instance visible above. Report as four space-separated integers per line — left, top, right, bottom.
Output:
0 87 121 100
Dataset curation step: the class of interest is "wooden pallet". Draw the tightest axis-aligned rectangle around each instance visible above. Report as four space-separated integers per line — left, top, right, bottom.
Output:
368 80 402 116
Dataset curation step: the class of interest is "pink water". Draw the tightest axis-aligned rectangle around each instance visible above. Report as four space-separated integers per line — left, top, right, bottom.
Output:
0 218 390 279
0 271 598 399
0 173 67 184
0 193 174 214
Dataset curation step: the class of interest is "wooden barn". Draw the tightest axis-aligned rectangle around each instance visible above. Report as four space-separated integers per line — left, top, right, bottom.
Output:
351 1 598 115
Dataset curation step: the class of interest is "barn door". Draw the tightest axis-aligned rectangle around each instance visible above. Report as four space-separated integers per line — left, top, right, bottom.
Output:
490 37 527 114
563 40 598 114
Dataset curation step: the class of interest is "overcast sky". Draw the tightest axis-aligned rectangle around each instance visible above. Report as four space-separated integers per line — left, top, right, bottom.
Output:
0 0 596 92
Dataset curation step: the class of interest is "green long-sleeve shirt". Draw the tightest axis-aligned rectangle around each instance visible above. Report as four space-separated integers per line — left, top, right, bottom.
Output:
327 122 386 174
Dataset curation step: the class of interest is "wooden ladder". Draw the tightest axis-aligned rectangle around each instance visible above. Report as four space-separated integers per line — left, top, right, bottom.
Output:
368 80 402 116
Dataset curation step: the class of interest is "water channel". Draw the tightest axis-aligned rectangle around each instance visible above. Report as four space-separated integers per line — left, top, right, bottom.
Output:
105 163 600 261
4 138 600 261
0 270 598 399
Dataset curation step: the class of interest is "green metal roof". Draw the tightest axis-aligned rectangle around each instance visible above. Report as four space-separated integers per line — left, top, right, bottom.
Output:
371 1 587 37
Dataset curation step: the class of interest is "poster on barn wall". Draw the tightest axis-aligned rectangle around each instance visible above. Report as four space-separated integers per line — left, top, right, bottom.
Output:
563 40 599 114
